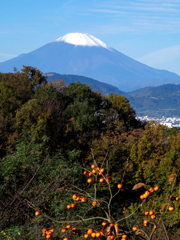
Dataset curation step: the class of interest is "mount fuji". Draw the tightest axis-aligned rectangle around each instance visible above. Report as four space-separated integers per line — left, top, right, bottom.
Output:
0 32 180 91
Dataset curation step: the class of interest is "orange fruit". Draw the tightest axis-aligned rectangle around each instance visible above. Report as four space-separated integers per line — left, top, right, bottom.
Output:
46 234 52 239
168 206 175 211
72 194 77 199
92 201 98 207
84 233 89 238
99 168 105 174
143 220 149 226
61 228 67 233
154 186 159 191
95 232 101 237
149 210 154 215
144 210 149 215
102 221 107 226
87 178 93 183
117 183 123 189
132 225 138 231
91 164 96 169
99 178 105 183
70 203 76 208
91 232 96 238
149 187 155 193
63 238 69 240
35 211 41 216
66 204 71 209
150 214 156 219
74 196 80 201
144 191 150 198
81 197 88 202
140 194 145 200
66 224 71 229
87 228 93 234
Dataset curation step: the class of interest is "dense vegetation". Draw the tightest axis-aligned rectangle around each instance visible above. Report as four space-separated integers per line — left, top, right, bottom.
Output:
0 66 180 240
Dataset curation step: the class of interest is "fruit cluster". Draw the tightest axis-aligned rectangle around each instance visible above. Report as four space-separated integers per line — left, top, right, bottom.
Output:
140 185 159 200
84 164 113 184
84 228 102 238
41 228 55 239
144 210 156 220
170 195 180 201
66 203 76 209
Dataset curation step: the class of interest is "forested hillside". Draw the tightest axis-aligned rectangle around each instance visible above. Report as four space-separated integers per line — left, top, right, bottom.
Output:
127 84 180 117
0 67 180 240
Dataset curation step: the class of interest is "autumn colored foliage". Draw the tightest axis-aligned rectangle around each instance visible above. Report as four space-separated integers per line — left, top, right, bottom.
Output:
0 67 180 239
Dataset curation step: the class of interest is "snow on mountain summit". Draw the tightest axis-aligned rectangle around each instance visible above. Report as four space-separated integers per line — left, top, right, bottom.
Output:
55 33 110 49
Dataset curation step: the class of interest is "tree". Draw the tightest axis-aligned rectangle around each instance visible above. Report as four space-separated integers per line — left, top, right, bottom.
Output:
107 94 142 132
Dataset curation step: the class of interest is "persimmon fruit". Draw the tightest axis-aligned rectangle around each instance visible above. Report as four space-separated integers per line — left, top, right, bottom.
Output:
95 232 101 237
87 178 93 183
154 186 159 191
117 183 123 189
91 232 96 238
168 206 175 211
92 201 98 207
84 233 89 238
143 220 149 226
35 211 41 216
144 210 149 215
132 225 138 231
149 210 154 215
45 234 52 239
151 214 156 219
87 228 93 234
66 224 71 229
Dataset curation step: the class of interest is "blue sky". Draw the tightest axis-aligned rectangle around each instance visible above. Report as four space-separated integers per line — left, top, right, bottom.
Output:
1 0 180 74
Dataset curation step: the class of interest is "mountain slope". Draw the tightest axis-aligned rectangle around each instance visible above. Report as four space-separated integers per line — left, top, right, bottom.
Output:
46 72 125 96
0 33 180 91
127 84 180 117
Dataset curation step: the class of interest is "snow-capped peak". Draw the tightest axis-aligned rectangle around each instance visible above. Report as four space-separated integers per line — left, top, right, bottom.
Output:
55 33 110 49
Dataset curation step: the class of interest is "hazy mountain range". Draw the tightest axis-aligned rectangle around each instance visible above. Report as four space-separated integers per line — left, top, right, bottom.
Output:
0 33 180 92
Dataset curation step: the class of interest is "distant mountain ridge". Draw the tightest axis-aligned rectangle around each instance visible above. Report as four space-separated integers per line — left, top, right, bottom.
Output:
0 32 180 91
126 84 180 117
46 72 125 96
